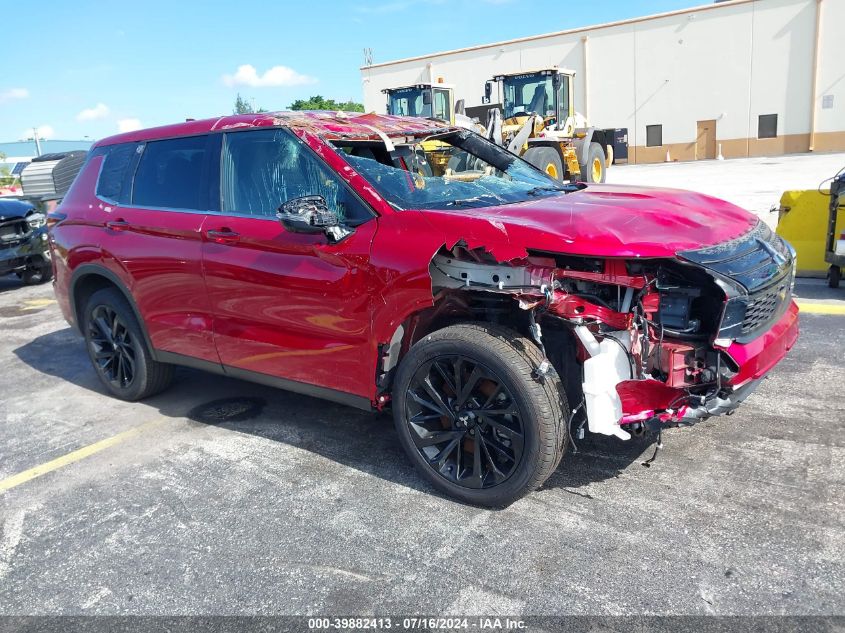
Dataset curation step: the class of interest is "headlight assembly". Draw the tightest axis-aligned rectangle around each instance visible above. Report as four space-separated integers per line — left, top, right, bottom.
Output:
27 213 47 229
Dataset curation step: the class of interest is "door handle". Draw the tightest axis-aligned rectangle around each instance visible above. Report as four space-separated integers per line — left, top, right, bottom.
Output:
206 228 240 244
106 219 129 231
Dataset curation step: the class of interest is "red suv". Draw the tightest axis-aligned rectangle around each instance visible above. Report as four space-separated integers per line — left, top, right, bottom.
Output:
51 112 799 506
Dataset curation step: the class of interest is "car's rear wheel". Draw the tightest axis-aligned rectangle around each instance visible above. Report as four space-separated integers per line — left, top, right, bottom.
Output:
392 323 568 507
83 288 173 401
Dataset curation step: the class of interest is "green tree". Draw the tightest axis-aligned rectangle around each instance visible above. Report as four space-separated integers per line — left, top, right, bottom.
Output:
0 152 14 187
233 93 266 114
288 95 364 112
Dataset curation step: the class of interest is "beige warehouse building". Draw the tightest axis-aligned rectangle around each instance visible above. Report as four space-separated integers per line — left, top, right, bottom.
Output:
360 0 844 164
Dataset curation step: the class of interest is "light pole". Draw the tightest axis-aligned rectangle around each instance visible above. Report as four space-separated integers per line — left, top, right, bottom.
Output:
32 128 42 157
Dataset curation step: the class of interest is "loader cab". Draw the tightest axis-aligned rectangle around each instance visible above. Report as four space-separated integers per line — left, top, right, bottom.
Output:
384 84 455 123
490 69 575 131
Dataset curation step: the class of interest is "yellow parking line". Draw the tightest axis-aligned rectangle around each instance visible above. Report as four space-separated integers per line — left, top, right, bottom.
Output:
21 298 57 310
796 301 845 315
0 418 166 494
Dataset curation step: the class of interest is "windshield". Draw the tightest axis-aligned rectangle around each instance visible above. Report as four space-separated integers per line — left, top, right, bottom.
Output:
331 130 570 211
502 74 555 119
386 87 431 118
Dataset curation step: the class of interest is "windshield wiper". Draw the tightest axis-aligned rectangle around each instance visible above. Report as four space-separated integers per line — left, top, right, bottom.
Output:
526 182 587 196
445 193 506 207
525 186 565 196
446 197 486 207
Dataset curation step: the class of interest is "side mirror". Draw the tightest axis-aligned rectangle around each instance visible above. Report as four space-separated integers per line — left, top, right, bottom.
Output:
277 195 353 242
277 195 338 234
422 90 432 105
454 99 466 116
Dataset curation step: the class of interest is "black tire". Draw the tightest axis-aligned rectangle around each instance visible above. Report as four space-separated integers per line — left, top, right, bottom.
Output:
392 322 568 507
579 142 607 183
522 146 565 182
83 287 173 401
829 265 841 289
21 264 52 285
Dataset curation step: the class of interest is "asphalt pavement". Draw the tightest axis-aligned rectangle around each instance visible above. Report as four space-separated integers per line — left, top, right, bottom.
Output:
0 275 843 616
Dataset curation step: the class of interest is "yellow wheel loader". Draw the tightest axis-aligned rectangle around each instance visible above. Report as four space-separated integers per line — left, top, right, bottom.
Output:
482 68 612 183
384 83 471 126
383 83 487 178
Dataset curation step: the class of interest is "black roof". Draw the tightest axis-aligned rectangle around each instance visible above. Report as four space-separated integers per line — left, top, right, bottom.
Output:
32 151 87 163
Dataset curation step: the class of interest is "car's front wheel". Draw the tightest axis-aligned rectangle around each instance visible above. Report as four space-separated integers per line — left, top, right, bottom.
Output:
392 323 568 507
20 264 52 285
83 288 173 401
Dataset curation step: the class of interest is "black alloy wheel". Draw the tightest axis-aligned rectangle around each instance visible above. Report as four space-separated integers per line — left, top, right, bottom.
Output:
87 304 137 389
393 323 568 507
83 287 173 401
405 354 525 489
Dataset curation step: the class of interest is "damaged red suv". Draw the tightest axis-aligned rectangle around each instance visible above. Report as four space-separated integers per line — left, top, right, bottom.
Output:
51 112 798 506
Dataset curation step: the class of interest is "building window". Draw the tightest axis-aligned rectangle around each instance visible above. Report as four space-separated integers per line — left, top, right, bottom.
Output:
646 125 663 147
758 114 778 139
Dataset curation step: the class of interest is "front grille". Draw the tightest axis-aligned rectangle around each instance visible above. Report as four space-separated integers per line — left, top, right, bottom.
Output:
679 221 792 293
679 220 795 342
0 220 29 250
742 282 790 335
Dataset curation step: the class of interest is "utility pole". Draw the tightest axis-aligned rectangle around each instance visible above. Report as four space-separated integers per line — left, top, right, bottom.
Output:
32 128 42 157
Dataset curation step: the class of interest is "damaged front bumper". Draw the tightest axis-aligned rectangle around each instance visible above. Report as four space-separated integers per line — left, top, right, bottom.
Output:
427 219 799 441
615 300 798 428
0 226 50 276
720 300 800 389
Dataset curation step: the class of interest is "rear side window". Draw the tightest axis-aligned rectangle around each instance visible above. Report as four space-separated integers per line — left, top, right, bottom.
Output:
96 143 139 203
132 136 208 210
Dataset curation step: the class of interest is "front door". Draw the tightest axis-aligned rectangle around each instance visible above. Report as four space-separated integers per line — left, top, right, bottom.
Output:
201 128 378 400
696 120 717 160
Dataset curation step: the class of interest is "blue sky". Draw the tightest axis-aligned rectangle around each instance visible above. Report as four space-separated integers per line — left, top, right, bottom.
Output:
1 0 699 142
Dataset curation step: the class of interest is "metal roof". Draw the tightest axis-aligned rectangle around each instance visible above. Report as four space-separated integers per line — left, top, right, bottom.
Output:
0 140 93 159
360 0 755 70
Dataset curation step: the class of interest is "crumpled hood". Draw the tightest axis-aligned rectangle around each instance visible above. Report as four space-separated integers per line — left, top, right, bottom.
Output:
420 184 758 261
0 199 37 221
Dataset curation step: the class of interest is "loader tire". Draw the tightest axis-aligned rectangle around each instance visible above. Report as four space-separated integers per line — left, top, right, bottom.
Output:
523 146 564 182
579 142 606 183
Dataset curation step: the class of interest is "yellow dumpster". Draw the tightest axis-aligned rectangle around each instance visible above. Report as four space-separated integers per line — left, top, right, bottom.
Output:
776 189 845 277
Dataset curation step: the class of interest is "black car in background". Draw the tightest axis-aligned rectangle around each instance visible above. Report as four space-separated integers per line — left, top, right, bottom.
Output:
0 198 52 284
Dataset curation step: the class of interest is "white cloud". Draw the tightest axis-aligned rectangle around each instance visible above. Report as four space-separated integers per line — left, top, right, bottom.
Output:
222 64 316 88
355 1 411 13
20 124 54 140
0 87 29 103
117 118 142 133
77 102 110 121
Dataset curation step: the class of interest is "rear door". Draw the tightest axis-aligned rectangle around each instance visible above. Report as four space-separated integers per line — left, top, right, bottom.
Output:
201 128 378 399
89 135 220 364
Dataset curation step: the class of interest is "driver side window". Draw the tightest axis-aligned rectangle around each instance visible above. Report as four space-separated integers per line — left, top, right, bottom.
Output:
221 128 372 224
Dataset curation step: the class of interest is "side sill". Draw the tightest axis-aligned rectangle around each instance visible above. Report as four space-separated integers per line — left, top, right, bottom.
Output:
155 350 374 412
